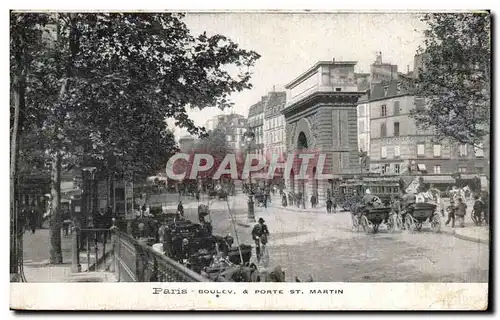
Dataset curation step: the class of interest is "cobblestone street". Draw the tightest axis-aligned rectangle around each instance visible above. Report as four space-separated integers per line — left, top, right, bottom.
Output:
193 195 489 283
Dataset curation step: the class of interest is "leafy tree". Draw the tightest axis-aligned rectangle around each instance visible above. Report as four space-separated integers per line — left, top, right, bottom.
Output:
13 12 260 263
411 13 491 148
195 128 234 182
10 12 51 277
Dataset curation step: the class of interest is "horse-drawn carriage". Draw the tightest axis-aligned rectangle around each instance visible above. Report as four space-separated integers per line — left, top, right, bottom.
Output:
351 195 400 233
401 195 440 233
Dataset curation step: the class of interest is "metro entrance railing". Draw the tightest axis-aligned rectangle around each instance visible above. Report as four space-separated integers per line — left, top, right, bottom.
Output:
72 227 208 282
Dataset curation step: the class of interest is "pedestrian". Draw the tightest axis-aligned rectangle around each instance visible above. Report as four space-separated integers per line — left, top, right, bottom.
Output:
288 192 294 207
195 190 200 202
482 191 490 225
251 217 270 263
326 197 333 213
177 201 184 217
310 194 317 209
27 208 37 234
162 225 173 257
455 198 467 228
445 201 456 228
472 195 485 225
333 198 337 213
282 193 288 207
264 192 268 208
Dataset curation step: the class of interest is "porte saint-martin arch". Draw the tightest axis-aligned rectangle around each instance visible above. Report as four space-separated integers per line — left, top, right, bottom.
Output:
283 60 364 206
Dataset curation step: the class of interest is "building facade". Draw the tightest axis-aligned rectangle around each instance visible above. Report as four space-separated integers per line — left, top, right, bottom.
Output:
247 100 265 155
178 135 196 152
369 84 490 181
263 91 287 159
206 114 248 151
283 60 364 205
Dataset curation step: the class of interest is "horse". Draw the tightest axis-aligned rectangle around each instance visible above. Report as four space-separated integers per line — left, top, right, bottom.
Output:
295 275 314 282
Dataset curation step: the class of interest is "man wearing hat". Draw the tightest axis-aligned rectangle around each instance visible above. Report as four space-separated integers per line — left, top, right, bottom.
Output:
251 218 270 263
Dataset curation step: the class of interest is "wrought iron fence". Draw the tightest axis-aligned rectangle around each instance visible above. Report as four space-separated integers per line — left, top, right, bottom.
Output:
73 228 112 272
112 230 209 282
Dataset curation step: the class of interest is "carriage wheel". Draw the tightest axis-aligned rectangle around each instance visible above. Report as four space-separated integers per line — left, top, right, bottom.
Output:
351 215 360 232
405 216 415 233
387 215 396 233
395 215 403 231
360 215 370 233
430 214 441 233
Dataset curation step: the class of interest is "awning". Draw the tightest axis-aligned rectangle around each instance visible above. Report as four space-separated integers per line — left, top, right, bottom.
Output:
422 176 456 184
417 164 427 172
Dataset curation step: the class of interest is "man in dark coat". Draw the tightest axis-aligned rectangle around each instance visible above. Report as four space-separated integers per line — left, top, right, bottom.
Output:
251 218 270 263
472 195 485 225
29 208 38 234
326 197 333 213
177 201 184 217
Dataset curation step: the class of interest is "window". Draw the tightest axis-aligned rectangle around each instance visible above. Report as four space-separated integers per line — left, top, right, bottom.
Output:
381 146 387 159
394 145 400 157
394 164 401 174
417 143 425 156
381 164 390 174
475 144 484 157
459 144 468 157
394 101 400 115
476 167 484 174
459 167 467 173
414 98 425 111
226 135 232 142
393 122 400 137
433 144 441 157
380 123 387 137
433 165 441 174
381 105 387 117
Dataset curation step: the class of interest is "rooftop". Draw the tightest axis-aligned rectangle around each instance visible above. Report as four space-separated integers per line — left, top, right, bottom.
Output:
285 60 357 89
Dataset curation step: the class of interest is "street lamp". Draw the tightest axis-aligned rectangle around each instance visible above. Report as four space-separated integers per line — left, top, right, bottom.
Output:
243 129 256 223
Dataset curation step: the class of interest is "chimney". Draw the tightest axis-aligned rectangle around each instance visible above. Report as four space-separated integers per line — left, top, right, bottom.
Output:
332 57 335 63
407 65 410 74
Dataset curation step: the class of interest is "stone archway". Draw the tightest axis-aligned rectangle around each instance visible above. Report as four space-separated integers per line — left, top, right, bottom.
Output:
297 131 308 150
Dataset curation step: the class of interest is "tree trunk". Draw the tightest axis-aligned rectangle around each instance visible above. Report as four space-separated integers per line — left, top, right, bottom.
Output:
10 73 23 276
49 151 63 264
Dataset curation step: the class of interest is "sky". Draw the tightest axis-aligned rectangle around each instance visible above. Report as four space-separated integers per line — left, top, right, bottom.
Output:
170 12 427 139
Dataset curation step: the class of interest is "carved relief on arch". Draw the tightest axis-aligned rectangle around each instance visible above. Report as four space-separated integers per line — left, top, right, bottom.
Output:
286 122 297 151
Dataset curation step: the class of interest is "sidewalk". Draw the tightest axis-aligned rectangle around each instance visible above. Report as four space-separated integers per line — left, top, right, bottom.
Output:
21 230 116 282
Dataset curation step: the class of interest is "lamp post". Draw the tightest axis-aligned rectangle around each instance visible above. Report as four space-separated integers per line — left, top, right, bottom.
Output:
243 129 256 223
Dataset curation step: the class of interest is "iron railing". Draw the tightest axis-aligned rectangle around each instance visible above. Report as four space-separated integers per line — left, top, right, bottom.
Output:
112 230 209 282
72 228 112 272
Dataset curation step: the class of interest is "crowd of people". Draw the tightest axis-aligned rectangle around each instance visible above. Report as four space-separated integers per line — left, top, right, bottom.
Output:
279 189 337 213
